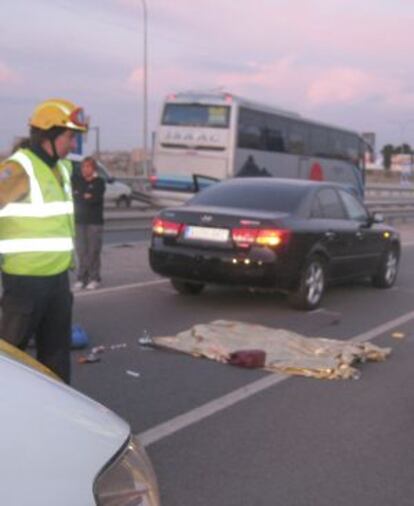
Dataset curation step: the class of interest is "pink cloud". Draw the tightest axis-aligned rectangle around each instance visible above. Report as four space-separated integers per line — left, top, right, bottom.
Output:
116 0 139 7
0 62 18 84
214 59 414 113
218 57 307 92
114 0 414 71
308 68 378 105
306 67 411 108
125 65 217 97
127 54 414 119
127 67 144 89
120 0 414 117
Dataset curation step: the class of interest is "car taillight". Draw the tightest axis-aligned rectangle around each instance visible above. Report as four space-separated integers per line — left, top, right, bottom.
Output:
152 217 182 237
231 228 290 248
231 228 258 248
256 229 291 247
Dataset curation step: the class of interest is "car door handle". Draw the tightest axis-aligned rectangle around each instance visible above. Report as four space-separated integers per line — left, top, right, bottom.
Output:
356 231 365 239
324 231 337 240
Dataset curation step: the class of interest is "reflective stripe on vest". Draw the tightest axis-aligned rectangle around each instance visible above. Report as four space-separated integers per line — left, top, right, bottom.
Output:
0 152 73 218
0 201 73 217
0 237 73 253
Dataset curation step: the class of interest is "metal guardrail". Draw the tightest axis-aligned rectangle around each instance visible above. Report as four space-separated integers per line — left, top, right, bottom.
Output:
105 181 414 231
364 184 414 221
104 209 155 231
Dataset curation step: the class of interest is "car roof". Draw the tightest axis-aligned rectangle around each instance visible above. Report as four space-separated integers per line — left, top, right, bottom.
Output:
220 177 341 190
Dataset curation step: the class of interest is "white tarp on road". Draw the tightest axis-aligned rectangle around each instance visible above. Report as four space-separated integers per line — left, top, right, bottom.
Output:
154 320 391 380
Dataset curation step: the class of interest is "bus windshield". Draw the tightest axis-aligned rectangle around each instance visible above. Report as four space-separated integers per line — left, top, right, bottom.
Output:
162 104 230 128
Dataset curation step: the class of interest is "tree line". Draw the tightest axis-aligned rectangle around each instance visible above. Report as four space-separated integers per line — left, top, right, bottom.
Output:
381 144 413 170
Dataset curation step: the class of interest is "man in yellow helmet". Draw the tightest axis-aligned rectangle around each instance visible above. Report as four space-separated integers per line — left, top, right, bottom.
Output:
0 98 89 383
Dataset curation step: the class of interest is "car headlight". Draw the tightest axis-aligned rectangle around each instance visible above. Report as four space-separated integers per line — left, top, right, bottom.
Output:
94 435 160 506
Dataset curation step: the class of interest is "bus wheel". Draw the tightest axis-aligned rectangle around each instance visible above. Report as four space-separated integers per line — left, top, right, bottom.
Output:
170 278 205 295
288 255 326 310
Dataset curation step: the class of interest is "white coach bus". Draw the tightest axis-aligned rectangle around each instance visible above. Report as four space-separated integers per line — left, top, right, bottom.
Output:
151 90 365 199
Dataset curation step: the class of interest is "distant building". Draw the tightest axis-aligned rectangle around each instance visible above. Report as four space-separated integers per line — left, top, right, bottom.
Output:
365 160 383 171
391 153 413 173
99 149 151 176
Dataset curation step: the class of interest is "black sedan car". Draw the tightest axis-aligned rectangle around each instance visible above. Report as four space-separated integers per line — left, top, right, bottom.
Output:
149 178 400 310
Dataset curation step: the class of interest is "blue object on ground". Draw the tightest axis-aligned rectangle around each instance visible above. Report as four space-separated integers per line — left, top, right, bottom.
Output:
71 324 89 349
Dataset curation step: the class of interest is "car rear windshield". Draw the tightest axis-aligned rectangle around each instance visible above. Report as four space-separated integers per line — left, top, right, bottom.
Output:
162 104 230 128
189 181 305 213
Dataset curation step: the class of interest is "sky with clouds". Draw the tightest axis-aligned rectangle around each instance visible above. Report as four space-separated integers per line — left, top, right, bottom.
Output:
1 0 414 154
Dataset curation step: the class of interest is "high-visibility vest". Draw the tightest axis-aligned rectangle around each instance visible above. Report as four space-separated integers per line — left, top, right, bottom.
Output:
0 149 74 276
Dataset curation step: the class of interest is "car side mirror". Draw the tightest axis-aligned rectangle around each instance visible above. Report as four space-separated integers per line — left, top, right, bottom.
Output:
107 176 115 184
367 212 384 226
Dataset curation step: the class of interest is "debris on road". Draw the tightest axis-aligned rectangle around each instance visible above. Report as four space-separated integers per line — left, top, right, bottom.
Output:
228 349 266 368
91 345 106 355
126 370 141 378
154 320 392 380
78 353 101 364
110 343 127 350
391 331 406 339
138 329 153 346
78 342 130 366
71 324 89 349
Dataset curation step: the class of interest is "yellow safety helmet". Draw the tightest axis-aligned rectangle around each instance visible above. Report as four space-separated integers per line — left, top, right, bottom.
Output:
29 98 89 132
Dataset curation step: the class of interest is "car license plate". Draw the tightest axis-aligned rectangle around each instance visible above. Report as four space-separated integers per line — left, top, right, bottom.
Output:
184 225 229 242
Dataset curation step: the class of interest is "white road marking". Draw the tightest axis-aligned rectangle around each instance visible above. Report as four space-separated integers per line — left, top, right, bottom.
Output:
350 308 414 343
138 307 414 447
74 279 167 298
138 373 288 447
391 286 414 295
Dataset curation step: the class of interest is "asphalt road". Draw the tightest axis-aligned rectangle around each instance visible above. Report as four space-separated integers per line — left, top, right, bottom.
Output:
72 226 414 506
104 227 151 244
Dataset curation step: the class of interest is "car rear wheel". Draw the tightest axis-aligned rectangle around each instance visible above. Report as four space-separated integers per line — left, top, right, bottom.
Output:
289 255 326 310
170 278 205 295
372 246 399 288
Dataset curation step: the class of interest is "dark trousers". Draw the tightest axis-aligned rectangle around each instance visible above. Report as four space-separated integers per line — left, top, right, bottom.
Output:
0 271 72 383
75 224 103 283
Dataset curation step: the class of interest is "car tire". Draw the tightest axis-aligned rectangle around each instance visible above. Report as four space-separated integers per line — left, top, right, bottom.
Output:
170 278 205 295
116 195 131 208
288 255 326 310
372 246 399 288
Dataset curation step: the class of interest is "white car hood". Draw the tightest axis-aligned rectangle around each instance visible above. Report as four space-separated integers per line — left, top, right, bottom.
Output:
0 353 129 506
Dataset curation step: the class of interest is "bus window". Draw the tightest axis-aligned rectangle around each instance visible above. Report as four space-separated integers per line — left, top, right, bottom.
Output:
310 126 330 158
162 104 230 128
238 108 288 152
288 120 309 155
329 130 346 161
264 114 288 153
238 108 263 150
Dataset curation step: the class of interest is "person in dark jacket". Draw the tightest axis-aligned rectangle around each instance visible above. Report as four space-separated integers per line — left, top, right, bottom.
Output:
72 156 105 290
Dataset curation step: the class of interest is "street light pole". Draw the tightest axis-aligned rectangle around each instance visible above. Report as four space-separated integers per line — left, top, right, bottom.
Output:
91 126 101 160
141 0 149 178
